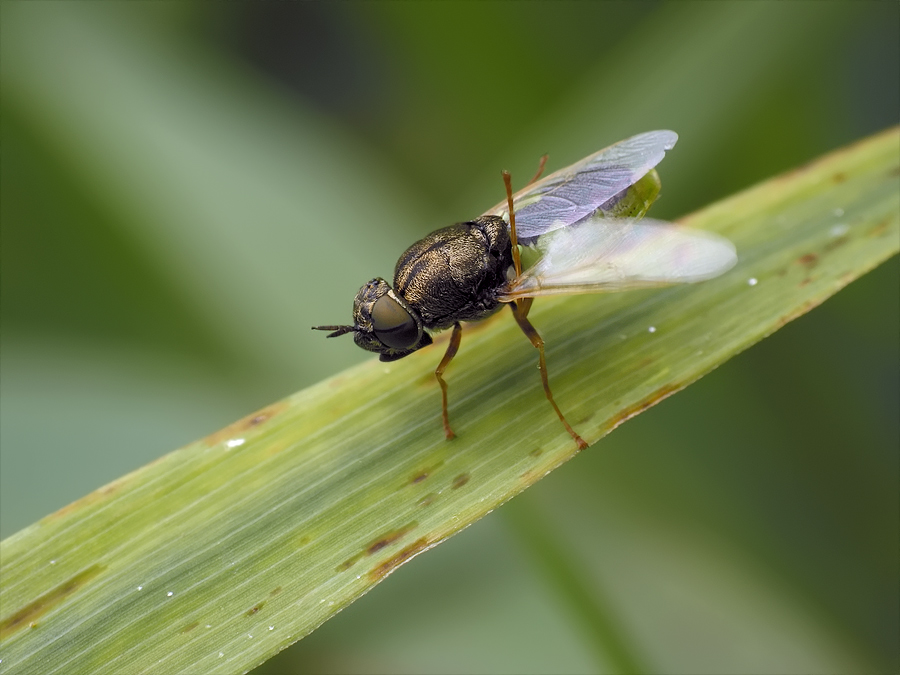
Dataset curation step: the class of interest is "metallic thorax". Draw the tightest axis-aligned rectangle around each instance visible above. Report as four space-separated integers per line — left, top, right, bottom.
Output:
349 215 514 361
395 215 513 329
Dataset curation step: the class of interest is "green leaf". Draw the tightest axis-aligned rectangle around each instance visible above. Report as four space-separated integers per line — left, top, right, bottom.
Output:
1 128 897 674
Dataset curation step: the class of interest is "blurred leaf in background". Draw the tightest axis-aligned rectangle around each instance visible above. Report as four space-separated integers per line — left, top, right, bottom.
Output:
1 1 897 673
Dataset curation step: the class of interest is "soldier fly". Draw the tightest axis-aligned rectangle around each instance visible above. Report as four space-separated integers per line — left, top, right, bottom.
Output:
313 131 736 449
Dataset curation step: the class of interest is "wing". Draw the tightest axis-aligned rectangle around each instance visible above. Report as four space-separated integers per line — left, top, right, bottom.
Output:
484 130 678 240
497 217 737 301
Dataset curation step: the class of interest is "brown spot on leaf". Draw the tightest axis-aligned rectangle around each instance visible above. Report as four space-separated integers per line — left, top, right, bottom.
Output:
245 601 266 616
529 448 543 458
337 553 362 572
269 586 282 597
365 522 418 556
203 401 288 447
603 384 683 434
775 299 819 329
417 493 437 508
368 537 432 582
0 564 105 639
451 473 470 489
180 621 199 633
44 471 139 521
44 490 105 521
797 253 818 267
832 172 847 183
868 218 891 237
824 236 848 252
409 460 443 485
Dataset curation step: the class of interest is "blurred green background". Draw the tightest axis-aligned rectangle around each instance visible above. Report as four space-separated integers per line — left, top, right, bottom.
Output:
1 2 897 673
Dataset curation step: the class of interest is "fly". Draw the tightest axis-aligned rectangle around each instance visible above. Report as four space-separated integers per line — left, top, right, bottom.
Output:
313 131 737 449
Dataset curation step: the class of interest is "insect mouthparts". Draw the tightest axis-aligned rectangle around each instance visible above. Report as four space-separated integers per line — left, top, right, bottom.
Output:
311 325 356 338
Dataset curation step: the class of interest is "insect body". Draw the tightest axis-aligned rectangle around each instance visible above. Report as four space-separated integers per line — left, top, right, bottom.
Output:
313 131 737 448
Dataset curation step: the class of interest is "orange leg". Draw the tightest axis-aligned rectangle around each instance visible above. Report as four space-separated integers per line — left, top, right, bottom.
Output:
529 154 549 185
435 322 463 440
510 302 588 450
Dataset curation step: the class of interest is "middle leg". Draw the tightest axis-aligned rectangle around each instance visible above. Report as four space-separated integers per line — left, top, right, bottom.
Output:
510 302 588 450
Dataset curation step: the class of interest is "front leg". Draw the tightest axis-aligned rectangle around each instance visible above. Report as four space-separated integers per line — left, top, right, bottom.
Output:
434 322 463 440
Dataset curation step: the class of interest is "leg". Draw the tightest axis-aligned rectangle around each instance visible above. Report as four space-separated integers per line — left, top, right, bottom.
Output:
529 154 549 185
501 154 547 278
501 171 523 278
434 322 463 440
510 303 588 450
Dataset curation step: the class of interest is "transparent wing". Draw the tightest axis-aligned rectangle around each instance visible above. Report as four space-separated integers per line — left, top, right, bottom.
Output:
485 130 678 240
497 217 737 301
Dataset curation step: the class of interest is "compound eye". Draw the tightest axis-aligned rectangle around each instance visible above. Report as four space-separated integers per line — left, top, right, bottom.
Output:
371 294 419 350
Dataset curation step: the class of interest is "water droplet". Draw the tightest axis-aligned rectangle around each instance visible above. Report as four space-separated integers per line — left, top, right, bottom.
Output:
268 625 275 631
49 560 56 565
226 438 245 449
327 601 334 607
206 624 211 628
747 278 758 286
248 634 253 639
218 652 224 658
833 208 844 217
830 223 849 237
167 591 174 597
137 586 143 591
648 326 656 333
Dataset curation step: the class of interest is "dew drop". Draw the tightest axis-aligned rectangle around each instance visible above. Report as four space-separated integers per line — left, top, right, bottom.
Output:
648 326 656 333
167 591 174 597
49 560 56 565
137 586 143 591
747 278 758 286
226 438 245 449
268 625 275 631
218 652 224 658
830 223 849 237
